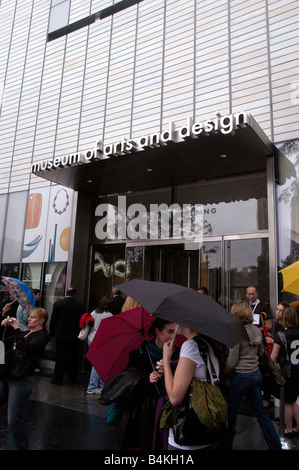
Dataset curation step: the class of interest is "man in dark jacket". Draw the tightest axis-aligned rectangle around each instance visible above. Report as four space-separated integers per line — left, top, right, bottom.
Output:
50 287 84 384
110 287 125 315
246 286 272 330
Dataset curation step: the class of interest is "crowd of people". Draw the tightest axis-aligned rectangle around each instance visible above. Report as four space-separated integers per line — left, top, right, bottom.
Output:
0 281 299 451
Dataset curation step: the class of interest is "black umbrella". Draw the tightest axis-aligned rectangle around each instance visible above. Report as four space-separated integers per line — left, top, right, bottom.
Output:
119 280 247 347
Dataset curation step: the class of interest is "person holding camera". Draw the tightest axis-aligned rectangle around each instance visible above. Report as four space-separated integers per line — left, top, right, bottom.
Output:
0 308 49 449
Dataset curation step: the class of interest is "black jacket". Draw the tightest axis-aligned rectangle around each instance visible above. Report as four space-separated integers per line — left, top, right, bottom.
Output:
101 367 158 450
100 342 180 450
110 295 125 315
50 296 84 340
4 328 49 374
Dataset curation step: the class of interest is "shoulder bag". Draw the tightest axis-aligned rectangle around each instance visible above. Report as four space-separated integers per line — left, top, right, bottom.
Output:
78 312 94 341
78 324 91 341
259 345 285 399
0 348 34 378
277 331 291 379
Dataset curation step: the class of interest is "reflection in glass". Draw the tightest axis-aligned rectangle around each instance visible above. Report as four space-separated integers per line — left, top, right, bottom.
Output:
0 264 20 278
126 246 143 280
276 139 299 303
21 263 43 290
201 241 222 304
42 261 67 357
226 238 269 310
175 174 268 235
89 245 126 311
2 192 28 263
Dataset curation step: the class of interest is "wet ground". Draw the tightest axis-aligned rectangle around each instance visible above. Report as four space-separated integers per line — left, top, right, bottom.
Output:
0 367 298 454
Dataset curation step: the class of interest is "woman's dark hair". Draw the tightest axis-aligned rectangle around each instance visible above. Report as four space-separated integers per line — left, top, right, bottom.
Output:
278 301 290 309
148 318 174 336
31 288 41 295
96 296 112 313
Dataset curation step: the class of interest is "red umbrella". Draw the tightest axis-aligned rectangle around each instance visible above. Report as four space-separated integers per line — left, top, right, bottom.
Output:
261 312 273 354
85 306 154 383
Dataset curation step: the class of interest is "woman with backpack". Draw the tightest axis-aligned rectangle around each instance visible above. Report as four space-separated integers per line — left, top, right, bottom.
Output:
271 307 299 436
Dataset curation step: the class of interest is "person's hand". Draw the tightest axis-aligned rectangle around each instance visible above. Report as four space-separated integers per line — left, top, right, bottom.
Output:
156 359 164 375
163 338 174 363
11 317 19 329
2 303 11 315
265 336 274 344
149 371 162 383
1 316 18 328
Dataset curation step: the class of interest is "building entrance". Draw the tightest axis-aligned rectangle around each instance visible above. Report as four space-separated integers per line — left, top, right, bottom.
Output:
89 233 269 311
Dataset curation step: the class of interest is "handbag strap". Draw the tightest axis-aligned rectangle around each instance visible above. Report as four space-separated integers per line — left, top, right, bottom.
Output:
144 342 161 397
277 331 290 362
192 336 218 384
277 331 289 355
277 331 287 349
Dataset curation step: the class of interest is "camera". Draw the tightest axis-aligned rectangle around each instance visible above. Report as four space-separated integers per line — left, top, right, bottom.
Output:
7 317 13 324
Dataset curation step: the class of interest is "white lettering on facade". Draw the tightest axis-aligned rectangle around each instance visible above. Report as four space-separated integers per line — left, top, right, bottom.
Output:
32 112 249 174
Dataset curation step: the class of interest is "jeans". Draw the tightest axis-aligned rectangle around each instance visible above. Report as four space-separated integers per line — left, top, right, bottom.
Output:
0 376 34 450
229 369 281 450
87 339 104 391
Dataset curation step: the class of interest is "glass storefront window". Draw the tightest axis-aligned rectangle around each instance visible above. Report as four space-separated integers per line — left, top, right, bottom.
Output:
276 138 299 303
2 191 28 263
175 174 268 236
126 246 144 280
92 175 268 248
43 261 67 315
226 238 269 310
21 263 43 290
92 187 173 244
201 241 222 303
42 261 67 358
90 173 270 310
0 264 20 278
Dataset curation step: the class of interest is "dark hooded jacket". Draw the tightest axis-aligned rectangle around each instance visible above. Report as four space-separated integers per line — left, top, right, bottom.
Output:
100 340 179 450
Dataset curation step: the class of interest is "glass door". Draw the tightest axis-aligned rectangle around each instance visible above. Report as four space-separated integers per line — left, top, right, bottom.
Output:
143 243 199 288
91 233 270 312
199 240 222 303
193 235 269 310
223 235 269 311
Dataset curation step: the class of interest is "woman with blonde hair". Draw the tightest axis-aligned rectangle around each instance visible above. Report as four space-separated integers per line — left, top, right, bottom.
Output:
224 301 281 449
271 308 299 435
0 307 49 449
121 296 140 312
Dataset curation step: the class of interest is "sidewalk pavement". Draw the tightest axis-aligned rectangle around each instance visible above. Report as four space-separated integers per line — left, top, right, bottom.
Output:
0 368 297 451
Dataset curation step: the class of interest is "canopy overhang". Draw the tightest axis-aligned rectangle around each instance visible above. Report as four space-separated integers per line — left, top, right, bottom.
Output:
32 113 295 196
